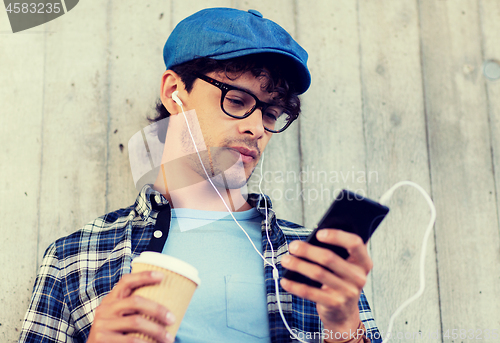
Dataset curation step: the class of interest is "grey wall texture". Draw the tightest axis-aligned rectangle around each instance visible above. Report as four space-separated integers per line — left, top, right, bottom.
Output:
1 0 500 342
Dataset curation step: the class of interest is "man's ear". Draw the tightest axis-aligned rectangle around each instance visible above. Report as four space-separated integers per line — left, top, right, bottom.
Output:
160 70 185 115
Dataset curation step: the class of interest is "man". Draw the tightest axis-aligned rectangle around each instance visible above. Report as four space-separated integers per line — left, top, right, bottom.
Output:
19 8 382 343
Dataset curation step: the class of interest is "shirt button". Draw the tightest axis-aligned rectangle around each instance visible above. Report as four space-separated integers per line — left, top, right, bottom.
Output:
155 195 161 204
154 230 162 238
248 9 263 18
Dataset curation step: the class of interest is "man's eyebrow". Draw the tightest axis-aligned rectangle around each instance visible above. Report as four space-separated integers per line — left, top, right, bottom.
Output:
232 84 279 105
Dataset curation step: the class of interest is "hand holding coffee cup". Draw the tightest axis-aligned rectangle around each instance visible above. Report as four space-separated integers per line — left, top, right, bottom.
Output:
128 252 201 343
87 270 177 343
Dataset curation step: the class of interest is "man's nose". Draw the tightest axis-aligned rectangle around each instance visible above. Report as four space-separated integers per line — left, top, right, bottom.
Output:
238 108 266 137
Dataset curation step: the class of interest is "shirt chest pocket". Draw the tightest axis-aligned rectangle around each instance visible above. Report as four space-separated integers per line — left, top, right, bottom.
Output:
225 274 271 339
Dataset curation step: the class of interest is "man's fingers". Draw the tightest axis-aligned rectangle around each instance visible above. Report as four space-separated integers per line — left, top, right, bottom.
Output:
286 239 369 288
92 316 174 343
89 331 151 343
107 272 164 300
282 254 345 289
109 295 176 326
316 229 372 272
316 229 363 249
114 315 174 343
280 277 355 309
89 272 175 343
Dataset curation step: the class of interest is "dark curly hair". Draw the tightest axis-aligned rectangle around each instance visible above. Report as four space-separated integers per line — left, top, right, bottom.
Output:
148 53 301 142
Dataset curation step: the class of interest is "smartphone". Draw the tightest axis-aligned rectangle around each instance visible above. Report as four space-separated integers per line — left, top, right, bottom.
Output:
283 189 390 288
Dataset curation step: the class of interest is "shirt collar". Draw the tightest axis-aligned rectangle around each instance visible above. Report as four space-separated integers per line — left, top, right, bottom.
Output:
133 184 170 222
134 184 275 222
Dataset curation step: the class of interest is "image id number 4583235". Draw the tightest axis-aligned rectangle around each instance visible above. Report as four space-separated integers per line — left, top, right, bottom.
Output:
6 2 61 14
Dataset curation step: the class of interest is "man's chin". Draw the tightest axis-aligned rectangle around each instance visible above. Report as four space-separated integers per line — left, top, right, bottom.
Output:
208 166 251 190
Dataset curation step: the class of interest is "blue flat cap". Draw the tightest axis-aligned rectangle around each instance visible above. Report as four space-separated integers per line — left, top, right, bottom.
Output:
163 8 311 94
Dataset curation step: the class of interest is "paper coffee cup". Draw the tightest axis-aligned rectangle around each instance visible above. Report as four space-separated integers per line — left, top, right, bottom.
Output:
129 252 201 342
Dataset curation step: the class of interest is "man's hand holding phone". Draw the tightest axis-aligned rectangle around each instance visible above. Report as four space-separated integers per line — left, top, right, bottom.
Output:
281 190 389 338
280 228 372 335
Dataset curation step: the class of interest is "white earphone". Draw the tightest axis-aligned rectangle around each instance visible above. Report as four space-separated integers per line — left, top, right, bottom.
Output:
172 90 183 107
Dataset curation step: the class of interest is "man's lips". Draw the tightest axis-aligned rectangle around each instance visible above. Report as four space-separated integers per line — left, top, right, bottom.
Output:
231 146 258 160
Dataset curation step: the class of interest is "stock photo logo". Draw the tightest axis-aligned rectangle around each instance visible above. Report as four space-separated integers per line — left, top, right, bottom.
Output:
4 0 79 33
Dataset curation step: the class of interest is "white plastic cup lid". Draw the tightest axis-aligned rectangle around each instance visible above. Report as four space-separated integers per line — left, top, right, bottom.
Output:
132 252 201 285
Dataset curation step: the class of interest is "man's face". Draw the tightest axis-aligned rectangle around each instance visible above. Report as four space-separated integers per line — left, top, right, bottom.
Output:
177 70 275 189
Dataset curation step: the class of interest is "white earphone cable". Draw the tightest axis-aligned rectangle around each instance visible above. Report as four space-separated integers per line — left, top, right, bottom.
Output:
378 181 436 342
257 154 308 342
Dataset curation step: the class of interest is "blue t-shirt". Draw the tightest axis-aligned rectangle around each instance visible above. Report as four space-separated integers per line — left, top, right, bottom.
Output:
162 207 272 342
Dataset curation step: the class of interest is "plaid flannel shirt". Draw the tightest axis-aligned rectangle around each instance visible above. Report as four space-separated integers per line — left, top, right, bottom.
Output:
19 184 382 343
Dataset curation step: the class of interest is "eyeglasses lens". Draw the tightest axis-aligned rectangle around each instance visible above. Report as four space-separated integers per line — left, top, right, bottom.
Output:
222 89 291 132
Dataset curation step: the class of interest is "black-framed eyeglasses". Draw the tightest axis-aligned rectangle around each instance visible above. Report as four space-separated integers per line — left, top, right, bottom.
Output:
195 73 297 133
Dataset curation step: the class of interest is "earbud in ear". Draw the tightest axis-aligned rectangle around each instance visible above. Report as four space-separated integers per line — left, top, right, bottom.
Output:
172 91 183 107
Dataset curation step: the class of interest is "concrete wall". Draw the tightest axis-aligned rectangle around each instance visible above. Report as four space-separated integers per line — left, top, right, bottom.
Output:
1 0 499 342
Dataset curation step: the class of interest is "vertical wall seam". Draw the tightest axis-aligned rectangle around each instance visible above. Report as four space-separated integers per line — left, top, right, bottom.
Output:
355 0 375 317
356 1 369 199
36 20 48 270
477 0 500 236
170 0 175 32
416 0 443 341
104 0 112 213
292 0 305 226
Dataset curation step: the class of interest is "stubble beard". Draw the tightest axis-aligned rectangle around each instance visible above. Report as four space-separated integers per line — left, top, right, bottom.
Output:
181 132 258 190
191 146 256 190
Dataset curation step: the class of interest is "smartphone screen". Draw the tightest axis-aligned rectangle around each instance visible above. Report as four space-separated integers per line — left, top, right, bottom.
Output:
282 189 389 288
